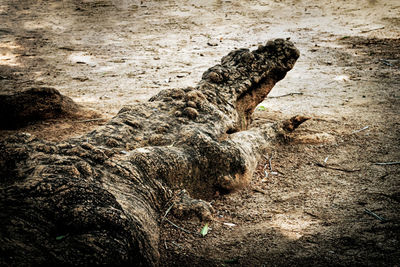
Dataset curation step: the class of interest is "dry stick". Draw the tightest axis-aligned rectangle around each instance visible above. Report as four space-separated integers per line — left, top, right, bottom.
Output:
171 241 183 248
262 152 274 179
162 203 174 222
263 154 270 179
264 153 274 171
268 92 303 98
360 26 385 33
352 126 369 134
374 162 400 166
253 188 267 195
379 59 393 67
304 211 319 219
315 162 361 173
263 170 269 179
364 208 386 222
268 152 274 171
164 218 194 235
74 118 106 123
161 189 185 218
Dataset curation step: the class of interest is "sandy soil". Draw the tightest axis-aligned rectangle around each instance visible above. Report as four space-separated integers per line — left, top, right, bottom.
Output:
1 0 399 265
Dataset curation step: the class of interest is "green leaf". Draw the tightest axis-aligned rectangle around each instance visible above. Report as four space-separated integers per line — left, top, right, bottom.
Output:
340 36 350 40
56 235 66 241
256 105 266 111
200 223 209 237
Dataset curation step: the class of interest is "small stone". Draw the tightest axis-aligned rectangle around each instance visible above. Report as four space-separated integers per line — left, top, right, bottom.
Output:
105 138 120 147
186 90 206 102
187 101 197 108
148 134 166 145
183 107 198 119
208 71 223 83
252 75 261 83
207 41 218 47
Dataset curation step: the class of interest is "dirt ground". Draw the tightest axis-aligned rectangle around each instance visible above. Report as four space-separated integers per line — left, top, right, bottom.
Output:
1 0 399 266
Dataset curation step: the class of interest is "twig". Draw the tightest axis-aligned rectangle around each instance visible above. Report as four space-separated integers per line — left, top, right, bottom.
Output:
253 188 267 195
162 203 174 222
263 152 274 178
374 162 400 166
161 189 185 214
263 155 269 178
74 118 106 123
379 59 393 67
171 241 183 248
261 153 280 181
360 26 385 33
364 208 386 222
315 162 360 173
164 218 194 234
268 92 303 98
268 152 273 171
352 126 369 134
168 141 176 147
304 211 319 219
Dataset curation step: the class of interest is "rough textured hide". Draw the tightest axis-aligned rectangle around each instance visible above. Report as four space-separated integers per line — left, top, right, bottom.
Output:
0 39 302 266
